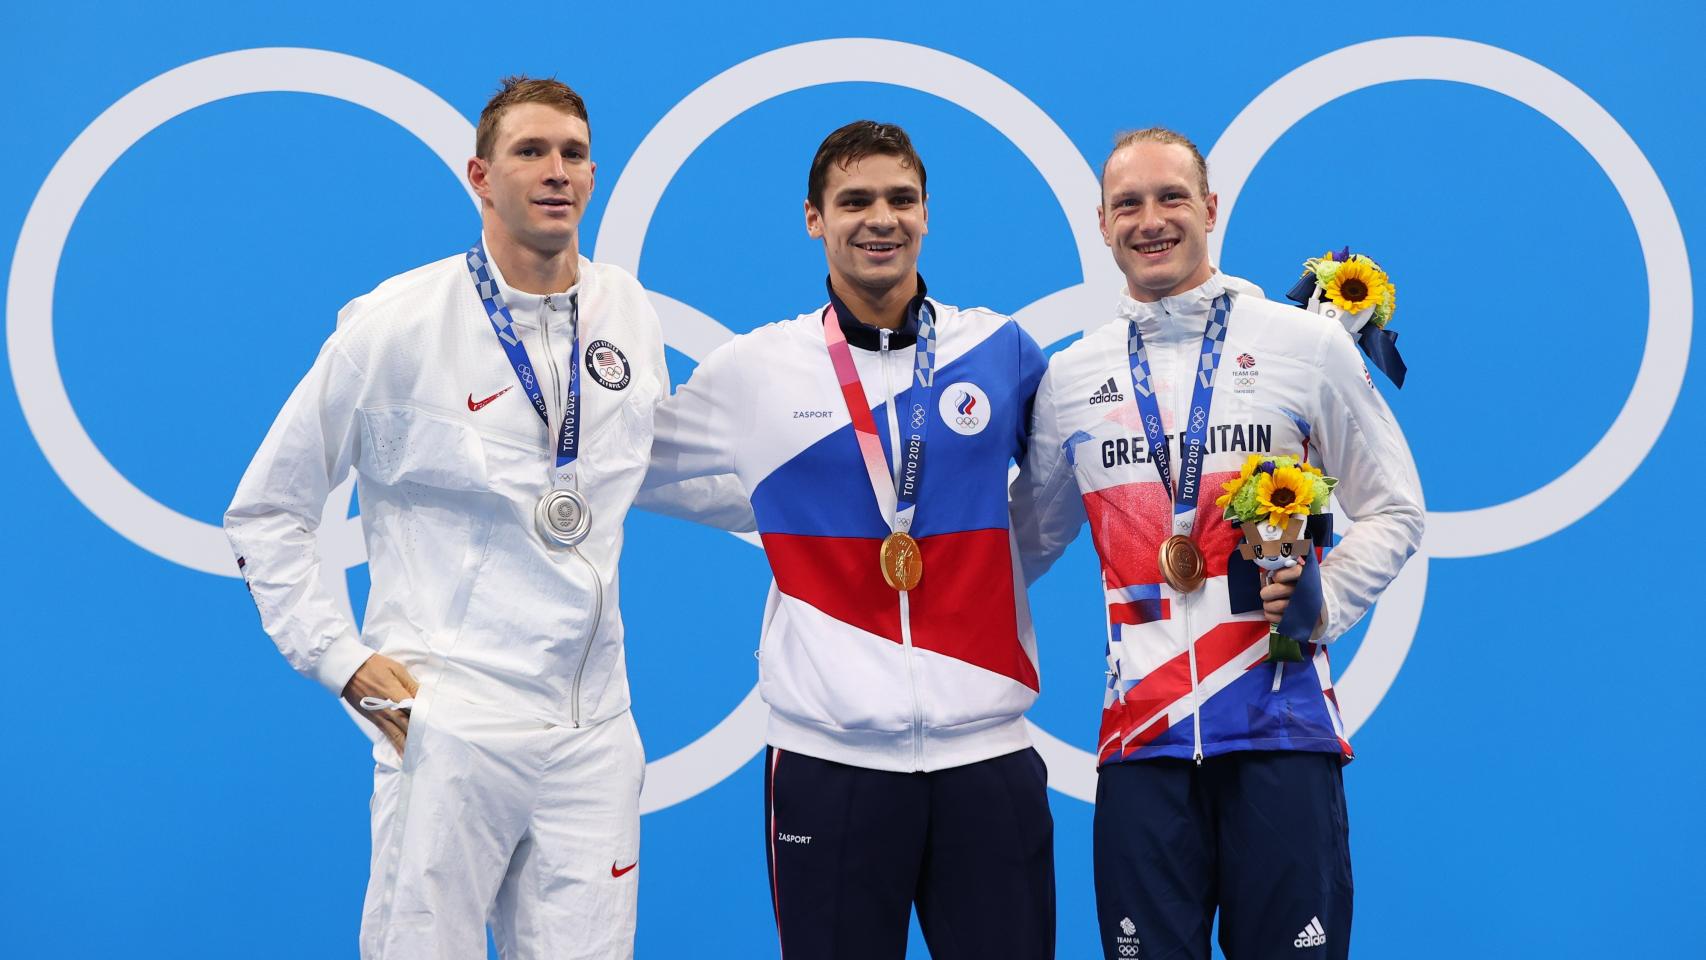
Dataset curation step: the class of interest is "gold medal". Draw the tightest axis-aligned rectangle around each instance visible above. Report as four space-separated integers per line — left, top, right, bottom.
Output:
1158 534 1206 593
880 532 923 592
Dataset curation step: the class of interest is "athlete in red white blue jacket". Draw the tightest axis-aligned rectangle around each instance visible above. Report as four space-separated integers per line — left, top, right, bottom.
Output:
644 121 1053 960
1011 128 1424 960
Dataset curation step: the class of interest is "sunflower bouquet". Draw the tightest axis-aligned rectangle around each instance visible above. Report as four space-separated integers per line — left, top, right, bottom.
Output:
1285 247 1407 388
1216 454 1337 663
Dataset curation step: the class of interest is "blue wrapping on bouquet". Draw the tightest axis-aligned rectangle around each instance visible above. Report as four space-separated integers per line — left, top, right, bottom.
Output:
1357 322 1407 388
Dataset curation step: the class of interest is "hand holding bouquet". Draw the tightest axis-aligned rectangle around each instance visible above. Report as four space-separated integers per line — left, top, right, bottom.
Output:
1216 455 1336 663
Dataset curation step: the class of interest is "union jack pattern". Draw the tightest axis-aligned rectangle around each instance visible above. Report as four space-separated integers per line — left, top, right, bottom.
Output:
1087 473 1353 765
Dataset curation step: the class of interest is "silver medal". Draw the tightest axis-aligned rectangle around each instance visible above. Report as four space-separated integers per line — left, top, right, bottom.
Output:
535 488 591 547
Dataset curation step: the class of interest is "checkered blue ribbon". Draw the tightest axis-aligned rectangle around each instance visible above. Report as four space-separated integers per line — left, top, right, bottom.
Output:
894 302 938 529
466 241 581 487
1123 293 1233 534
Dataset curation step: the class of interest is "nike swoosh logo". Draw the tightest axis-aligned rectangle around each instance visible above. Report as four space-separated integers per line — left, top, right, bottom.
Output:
468 386 513 411
611 861 637 878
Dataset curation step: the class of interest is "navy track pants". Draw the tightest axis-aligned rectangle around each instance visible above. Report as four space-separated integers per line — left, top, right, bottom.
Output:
1094 751 1352 960
764 746 1055 959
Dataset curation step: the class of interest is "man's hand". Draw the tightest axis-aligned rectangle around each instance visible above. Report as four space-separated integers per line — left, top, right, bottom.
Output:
1259 562 1307 625
341 654 420 756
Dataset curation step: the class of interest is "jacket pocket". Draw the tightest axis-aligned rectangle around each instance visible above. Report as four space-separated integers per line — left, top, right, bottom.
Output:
359 405 490 492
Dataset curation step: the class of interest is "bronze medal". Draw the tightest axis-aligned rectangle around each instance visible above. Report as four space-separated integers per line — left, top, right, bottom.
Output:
1158 534 1206 593
880 532 923 592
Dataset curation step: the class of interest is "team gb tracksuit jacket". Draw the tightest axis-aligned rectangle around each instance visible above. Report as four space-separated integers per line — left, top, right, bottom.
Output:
645 282 1047 773
1011 272 1424 766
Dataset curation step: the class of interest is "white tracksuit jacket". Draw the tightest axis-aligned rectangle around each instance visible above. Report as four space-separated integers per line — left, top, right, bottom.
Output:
226 250 664 727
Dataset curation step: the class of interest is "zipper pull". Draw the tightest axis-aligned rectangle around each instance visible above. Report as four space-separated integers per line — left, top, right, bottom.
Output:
880 328 891 352
544 295 557 311
1194 751 1204 767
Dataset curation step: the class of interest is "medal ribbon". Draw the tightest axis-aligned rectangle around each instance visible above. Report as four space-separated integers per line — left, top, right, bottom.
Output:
466 241 581 488
822 301 939 533
1124 293 1233 536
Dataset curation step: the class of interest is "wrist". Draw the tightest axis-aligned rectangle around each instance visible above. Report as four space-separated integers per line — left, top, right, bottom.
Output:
314 636 374 696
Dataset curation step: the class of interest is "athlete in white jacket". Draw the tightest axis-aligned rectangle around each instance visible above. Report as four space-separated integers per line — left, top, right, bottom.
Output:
1011 129 1424 960
226 78 657 960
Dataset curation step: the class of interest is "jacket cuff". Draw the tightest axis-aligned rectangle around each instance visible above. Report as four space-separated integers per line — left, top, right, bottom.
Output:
309 635 374 697
1310 586 1338 644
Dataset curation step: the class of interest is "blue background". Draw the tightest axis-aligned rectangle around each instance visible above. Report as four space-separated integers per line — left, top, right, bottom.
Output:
3 3 1701 957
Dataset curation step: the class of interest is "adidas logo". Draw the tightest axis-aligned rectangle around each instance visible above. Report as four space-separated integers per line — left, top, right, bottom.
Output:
1293 916 1326 948
1089 376 1125 405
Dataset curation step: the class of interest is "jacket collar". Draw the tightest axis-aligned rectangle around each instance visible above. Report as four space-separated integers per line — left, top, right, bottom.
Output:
1113 271 1254 345
824 274 929 351
480 233 586 328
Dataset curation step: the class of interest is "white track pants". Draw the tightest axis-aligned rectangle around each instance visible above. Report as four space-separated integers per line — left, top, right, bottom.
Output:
359 688 643 960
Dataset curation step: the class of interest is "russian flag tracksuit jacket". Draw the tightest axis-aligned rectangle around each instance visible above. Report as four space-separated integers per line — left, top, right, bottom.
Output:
645 288 1047 773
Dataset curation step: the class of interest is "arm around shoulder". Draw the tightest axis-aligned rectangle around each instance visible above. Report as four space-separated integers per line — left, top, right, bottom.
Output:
1010 362 1088 585
637 335 753 528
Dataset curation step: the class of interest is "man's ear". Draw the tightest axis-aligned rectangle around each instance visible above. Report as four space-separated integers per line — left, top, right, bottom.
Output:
1204 191 1218 234
804 198 823 239
467 156 491 203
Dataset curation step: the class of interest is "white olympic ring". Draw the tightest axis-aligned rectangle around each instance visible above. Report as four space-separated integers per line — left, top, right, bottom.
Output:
1209 35 1691 561
6 39 1687 809
7 48 474 584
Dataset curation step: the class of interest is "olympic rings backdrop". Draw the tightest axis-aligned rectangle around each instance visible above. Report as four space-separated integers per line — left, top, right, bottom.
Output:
4 3 1701 957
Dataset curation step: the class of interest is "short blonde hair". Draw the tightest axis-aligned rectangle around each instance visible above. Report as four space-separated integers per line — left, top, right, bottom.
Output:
475 76 589 160
1101 127 1209 198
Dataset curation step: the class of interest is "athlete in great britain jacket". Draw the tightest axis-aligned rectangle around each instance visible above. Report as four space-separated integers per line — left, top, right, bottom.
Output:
645 283 1047 773
226 247 665 729
1011 270 1425 765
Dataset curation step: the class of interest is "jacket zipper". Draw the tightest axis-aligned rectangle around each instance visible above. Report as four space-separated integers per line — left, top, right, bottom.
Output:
1185 594 1203 764
1162 302 1205 765
881 328 925 770
544 294 604 728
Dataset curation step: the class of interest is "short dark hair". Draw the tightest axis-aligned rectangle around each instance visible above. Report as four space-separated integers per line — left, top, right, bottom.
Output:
1101 127 1209 198
476 76 589 160
806 120 927 210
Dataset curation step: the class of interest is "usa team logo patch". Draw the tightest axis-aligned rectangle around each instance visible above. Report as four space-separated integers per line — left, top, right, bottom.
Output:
938 381 990 436
585 340 631 390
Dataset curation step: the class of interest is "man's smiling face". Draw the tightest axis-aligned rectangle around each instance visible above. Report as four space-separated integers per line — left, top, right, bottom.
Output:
1099 140 1217 302
806 152 928 301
